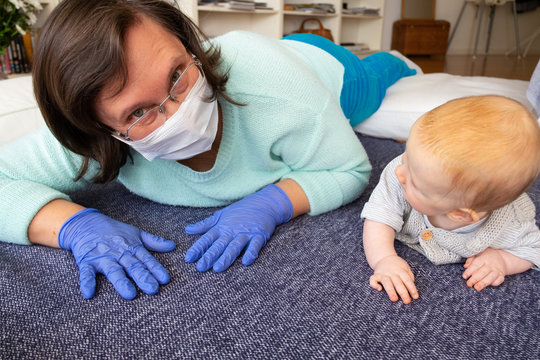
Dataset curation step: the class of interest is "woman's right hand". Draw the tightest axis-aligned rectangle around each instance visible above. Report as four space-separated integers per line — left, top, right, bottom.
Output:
369 255 419 304
58 208 176 300
184 184 294 272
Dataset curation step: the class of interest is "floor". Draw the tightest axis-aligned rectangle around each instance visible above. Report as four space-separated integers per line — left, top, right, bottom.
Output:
408 54 539 81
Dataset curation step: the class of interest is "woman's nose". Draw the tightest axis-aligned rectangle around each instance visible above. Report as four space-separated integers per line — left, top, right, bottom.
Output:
160 95 182 119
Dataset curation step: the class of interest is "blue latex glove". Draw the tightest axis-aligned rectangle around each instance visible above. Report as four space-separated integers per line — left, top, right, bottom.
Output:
59 208 176 300
184 184 293 272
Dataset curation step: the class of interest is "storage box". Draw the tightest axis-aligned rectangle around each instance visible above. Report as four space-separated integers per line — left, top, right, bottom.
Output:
391 19 450 55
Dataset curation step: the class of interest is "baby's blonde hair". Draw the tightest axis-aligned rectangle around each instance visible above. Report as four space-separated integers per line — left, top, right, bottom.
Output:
412 95 540 212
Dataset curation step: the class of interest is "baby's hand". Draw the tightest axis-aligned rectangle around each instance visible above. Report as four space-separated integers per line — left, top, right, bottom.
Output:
370 255 419 304
463 248 506 291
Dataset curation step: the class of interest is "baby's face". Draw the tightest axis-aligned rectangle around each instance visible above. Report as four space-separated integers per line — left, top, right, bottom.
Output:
395 135 461 216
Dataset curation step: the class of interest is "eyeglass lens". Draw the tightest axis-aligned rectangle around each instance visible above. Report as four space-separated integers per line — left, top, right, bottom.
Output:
124 58 201 140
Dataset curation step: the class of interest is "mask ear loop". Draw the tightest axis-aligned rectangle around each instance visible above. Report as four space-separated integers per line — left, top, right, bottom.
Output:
115 130 126 138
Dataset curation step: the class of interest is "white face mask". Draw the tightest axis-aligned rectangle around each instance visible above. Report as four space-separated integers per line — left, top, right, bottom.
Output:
113 73 219 161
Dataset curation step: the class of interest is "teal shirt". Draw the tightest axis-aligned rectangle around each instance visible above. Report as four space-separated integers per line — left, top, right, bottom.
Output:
0 31 371 245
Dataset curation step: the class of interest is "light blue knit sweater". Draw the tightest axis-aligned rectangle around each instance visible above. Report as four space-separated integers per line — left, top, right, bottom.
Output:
0 31 371 245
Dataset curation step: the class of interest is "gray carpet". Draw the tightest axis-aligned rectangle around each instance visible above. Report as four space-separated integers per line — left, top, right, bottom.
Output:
1 135 539 359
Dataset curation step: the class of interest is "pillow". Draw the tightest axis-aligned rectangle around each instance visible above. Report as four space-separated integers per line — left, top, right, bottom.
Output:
354 73 533 141
0 75 45 147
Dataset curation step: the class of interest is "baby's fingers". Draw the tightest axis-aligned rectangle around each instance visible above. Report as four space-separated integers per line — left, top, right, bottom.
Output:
369 274 384 292
391 275 416 304
463 257 481 279
473 270 505 291
465 264 489 288
464 263 505 291
370 273 417 304
400 273 419 302
371 274 400 302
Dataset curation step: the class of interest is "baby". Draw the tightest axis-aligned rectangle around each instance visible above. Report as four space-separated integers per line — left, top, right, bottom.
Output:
361 95 540 304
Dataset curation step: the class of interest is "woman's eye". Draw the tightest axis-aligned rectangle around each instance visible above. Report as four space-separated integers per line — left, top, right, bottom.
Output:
171 70 181 84
131 108 145 119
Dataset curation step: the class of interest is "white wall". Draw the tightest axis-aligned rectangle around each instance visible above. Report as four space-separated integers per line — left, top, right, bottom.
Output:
35 0 59 28
381 0 540 55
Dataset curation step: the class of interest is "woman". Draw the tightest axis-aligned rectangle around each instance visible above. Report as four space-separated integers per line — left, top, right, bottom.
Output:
0 0 416 299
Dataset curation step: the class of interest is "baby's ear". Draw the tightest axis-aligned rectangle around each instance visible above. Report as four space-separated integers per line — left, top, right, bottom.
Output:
447 208 480 224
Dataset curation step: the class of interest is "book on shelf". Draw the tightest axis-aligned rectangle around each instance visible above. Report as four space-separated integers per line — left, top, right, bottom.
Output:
284 3 335 14
341 42 370 53
342 5 380 16
255 2 273 10
9 39 22 74
198 0 226 7
199 0 270 11
1 53 10 74
22 31 34 64
227 0 256 10
17 35 31 73
6 45 15 74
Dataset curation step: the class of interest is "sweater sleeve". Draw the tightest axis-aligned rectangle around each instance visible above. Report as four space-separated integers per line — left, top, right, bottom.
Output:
360 156 410 231
505 228 540 269
273 96 372 215
0 127 95 245
493 194 540 269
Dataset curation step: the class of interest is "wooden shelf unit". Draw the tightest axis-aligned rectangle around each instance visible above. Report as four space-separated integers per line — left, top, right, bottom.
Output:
36 0 386 51
187 0 385 50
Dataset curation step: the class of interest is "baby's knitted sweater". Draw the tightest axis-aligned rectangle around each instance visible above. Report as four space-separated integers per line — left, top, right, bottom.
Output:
361 156 540 267
0 31 371 245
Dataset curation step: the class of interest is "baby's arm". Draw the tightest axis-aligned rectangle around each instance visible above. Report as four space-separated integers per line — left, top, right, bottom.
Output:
462 248 533 291
363 219 419 304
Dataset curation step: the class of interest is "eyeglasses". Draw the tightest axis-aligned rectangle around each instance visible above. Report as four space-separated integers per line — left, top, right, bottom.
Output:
116 55 203 141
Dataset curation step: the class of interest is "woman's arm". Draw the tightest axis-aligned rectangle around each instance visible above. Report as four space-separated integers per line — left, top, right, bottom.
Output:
275 178 310 218
27 199 85 247
0 128 93 245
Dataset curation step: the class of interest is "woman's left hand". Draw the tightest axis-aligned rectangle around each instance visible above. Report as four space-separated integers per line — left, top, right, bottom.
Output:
184 184 293 272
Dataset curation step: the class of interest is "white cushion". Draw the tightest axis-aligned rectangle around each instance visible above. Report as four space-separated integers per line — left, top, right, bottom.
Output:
354 73 533 141
0 76 45 147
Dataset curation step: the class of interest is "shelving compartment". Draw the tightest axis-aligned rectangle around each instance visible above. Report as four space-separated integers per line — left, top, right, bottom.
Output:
196 0 282 38
282 12 340 41
340 0 384 51
198 7 282 39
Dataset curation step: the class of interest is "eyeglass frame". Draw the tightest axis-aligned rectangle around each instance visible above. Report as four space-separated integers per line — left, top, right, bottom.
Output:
115 55 203 141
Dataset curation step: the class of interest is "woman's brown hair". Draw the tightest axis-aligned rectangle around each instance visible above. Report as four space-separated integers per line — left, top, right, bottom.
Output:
33 0 232 183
